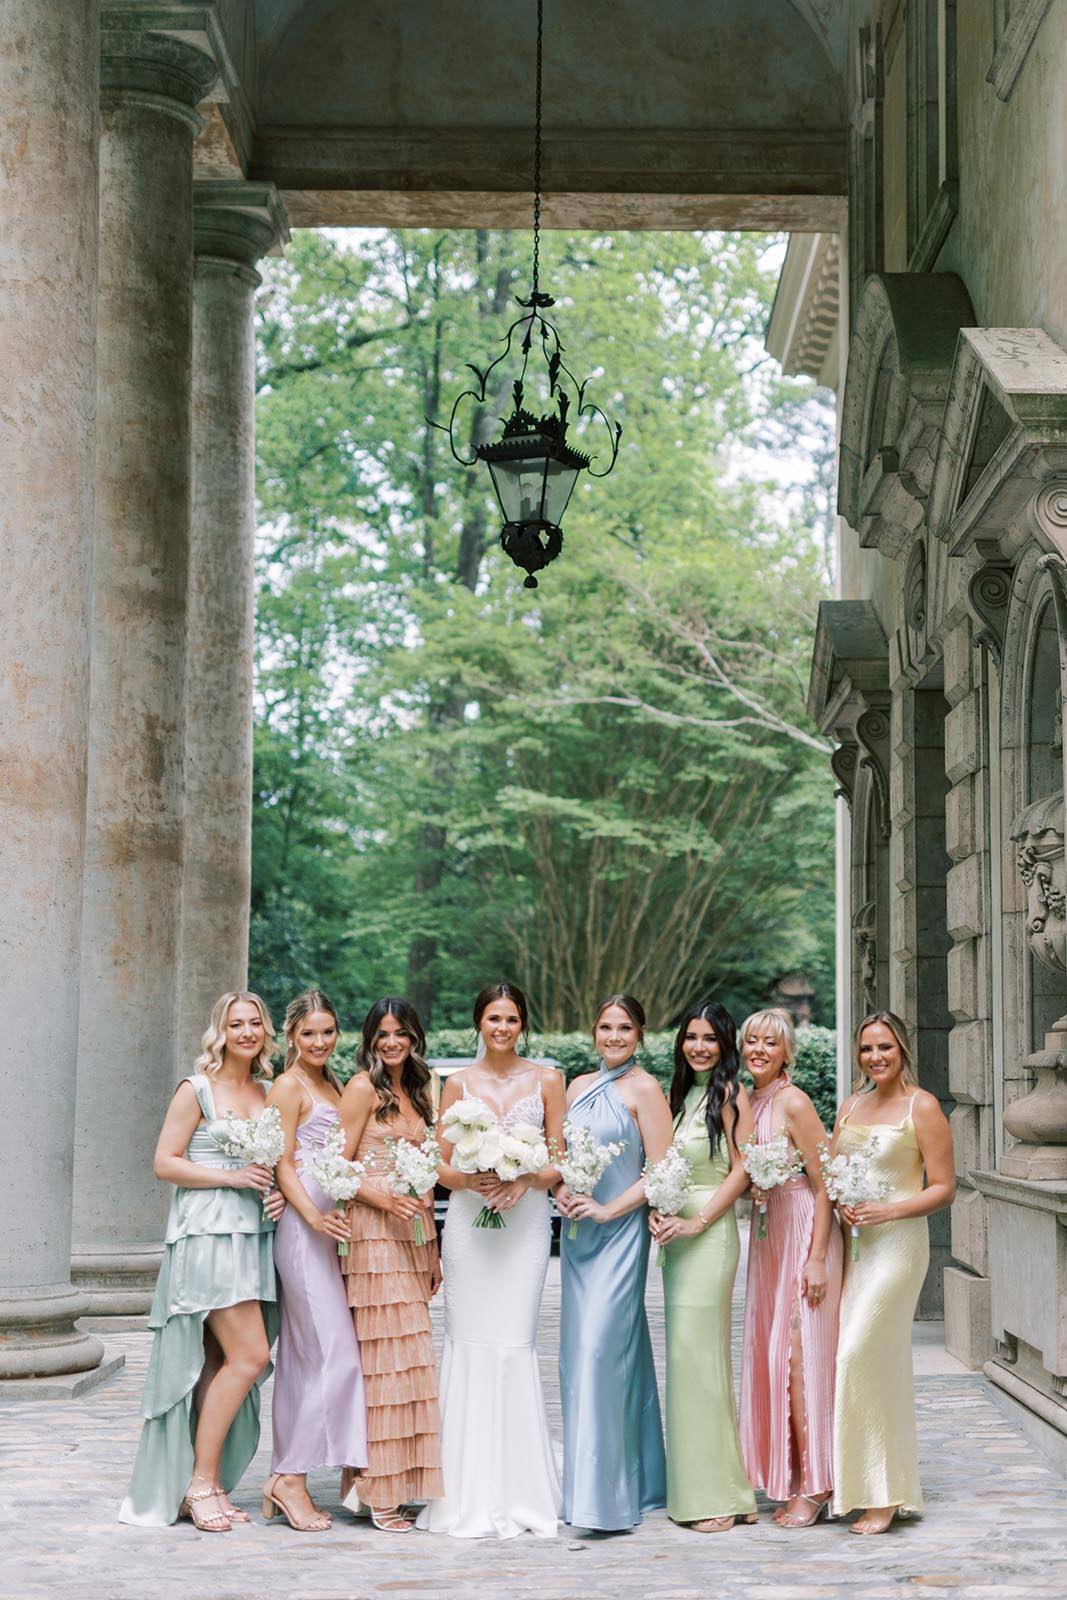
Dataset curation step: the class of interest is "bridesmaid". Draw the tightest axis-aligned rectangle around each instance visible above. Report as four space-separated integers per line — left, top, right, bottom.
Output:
119 993 283 1530
263 990 368 1531
555 994 671 1531
831 1010 954 1534
339 997 444 1533
651 1000 757 1533
737 1007 843 1527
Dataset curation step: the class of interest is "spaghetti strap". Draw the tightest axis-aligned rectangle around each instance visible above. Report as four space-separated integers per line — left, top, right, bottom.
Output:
906 1090 920 1120
839 1095 857 1127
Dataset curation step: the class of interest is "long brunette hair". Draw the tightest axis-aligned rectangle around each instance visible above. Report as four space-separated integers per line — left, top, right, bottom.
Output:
668 999 741 1157
356 996 434 1126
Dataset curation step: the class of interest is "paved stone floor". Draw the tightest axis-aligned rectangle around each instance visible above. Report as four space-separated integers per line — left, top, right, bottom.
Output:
3 1225 1066 1599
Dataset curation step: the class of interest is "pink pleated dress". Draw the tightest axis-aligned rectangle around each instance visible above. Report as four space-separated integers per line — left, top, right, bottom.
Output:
738 1073 843 1503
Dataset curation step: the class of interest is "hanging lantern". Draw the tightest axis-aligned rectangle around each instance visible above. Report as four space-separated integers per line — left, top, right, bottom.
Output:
432 0 621 589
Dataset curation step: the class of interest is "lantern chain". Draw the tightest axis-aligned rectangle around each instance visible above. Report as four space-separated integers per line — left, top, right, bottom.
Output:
531 0 544 303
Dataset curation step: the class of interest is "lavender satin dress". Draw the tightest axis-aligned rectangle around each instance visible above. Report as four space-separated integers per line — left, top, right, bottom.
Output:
271 1099 368 1474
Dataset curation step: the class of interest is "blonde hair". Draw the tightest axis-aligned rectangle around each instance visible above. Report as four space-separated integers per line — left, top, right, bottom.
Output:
740 1007 797 1070
852 1009 916 1092
195 992 276 1080
284 989 343 1089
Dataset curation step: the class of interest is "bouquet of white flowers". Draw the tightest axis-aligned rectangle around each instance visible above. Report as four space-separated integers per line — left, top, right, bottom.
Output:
818 1140 892 1259
441 1097 551 1229
213 1103 286 1219
740 1133 806 1239
558 1121 626 1240
383 1131 441 1247
309 1122 365 1257
643 1141 694 1265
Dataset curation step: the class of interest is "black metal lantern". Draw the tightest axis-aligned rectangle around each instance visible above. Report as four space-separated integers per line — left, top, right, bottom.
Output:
432 0 621 588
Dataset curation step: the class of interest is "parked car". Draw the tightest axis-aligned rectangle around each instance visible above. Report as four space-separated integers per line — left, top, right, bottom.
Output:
428 1057 563 1247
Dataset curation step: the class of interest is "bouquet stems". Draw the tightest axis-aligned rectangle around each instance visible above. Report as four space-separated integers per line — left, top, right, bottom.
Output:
335 1202 349 1258
756 1203 768 1240
474 1204 505 1230
850 1222 860 1261
413 1212 426 1248
568 1217 580 1241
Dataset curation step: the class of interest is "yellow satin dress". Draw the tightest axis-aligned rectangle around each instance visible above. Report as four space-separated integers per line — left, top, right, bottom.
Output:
831 1097 929 1517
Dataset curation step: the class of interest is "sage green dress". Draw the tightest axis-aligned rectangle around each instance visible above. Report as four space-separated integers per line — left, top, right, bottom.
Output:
119 1074 280 1525
661 1075 756 1523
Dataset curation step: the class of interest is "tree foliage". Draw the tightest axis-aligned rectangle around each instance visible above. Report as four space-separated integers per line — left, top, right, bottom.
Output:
251 228 837 1031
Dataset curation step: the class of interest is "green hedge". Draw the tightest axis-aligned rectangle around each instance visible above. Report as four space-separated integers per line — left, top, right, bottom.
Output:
333 1022 839 1129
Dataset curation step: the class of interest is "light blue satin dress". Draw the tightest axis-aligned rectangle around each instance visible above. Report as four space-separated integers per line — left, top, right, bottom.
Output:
558 1061 666 1530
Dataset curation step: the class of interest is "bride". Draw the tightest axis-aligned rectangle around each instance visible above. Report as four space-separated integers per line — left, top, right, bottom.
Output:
418 981 566 1538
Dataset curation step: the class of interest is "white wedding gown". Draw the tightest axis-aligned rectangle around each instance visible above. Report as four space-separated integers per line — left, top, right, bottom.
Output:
418 1082 562 1538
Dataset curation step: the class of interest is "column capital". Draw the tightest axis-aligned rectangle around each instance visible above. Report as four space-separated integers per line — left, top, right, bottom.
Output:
193 181 290 279
101 18 218 132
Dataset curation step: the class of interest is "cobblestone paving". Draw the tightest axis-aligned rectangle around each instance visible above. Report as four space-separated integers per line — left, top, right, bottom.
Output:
3 1226 1065 1599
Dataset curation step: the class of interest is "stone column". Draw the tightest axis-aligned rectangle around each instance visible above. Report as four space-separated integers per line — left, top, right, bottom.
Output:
177 183 288 1072
71 24 217 1318
0 0 105 1382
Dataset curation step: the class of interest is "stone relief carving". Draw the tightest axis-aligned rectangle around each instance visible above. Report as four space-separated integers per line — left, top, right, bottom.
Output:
852 899 879 1015
967 558 1013 665
829 737 858 810
903 540 927 631
855 705 891 841
1032 480 1067 551
1010 794 1067 975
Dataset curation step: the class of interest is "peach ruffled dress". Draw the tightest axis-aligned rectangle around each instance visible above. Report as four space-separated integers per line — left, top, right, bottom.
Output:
341 1108 444 1511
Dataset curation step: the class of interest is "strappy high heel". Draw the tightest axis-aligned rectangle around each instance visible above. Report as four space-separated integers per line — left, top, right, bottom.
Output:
369 1505 414 1533
178 1484 231 1533
213 1486 249 1523
779 1494 830 1528
261 1473 332 1532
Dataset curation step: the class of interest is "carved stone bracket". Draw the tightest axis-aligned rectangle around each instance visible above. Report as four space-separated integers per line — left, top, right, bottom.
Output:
856 704 891 841
967 556 1013 665
830 737 859 810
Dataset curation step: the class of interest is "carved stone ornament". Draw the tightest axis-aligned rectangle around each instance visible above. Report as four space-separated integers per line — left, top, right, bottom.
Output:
829 738 859 809
852 899 879 1015
855 705 891 841
967 559 1013 664
1010 793 1067 975
903 539 927 631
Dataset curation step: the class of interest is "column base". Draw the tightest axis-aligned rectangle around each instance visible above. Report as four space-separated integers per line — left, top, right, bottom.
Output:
999 1142 1067 1180
71 1247 161 1320
0 1284 105 1380
943 1264 994 1368
985 1357 1067 1476
0 1351 125 1401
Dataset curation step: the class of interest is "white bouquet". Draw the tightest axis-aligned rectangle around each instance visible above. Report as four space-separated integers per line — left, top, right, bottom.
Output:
214 1103 286 1219
441 1098 550 1229
643 1142 694 1265
558 1121 626 1241
309 1122 365 1257
384 1131 441 1247
819 1141 892 1260
740 1133 806 1240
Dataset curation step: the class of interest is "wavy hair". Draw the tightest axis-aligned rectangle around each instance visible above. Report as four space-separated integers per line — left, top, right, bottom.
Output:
283 989 343 1090
356 996 434 1126
852 1009 916 1092
739 1007 797 1072
194 991 276 1080
669 999 741 1158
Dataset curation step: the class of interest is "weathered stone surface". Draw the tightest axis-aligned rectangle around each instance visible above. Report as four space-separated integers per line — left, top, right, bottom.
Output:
945 694 983 783
946 776 976 860
950 1183 990 1277
944 1263 994 1366
73 30 217 1317
949 1020 993 1107
943 618 975 707
947 853 986 940
0 0 104 1379
947 937 980 1023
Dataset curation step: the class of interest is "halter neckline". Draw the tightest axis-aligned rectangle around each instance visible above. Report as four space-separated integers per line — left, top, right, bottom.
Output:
752 1071 790 1101
598 1057 636 1083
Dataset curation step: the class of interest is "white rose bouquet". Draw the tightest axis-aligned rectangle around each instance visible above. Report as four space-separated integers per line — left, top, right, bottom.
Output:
384 1131 441 1247
643 1142 694 1265
818 1140 892 1259
558 1121 626 1241
214 1103 286 1220
309 1122 365 1257
740 1133 806 1239
441 1098 550 1229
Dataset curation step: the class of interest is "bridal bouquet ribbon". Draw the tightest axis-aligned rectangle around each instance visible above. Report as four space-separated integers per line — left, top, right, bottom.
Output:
442 1097 551 1229
309 1123 365 1257
740 1133 806 1239
383 1131 441 1247
213 1103 286 1220
818 1140 891 1260
643 1141 694 1265
558 1121 626 1241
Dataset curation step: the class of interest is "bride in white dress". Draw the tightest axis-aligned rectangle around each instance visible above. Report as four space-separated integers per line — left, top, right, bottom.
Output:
418 982 566 1538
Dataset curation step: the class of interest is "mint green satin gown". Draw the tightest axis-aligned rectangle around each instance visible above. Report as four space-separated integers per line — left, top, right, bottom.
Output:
662 1076 756 1523
119 1074 280 1525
